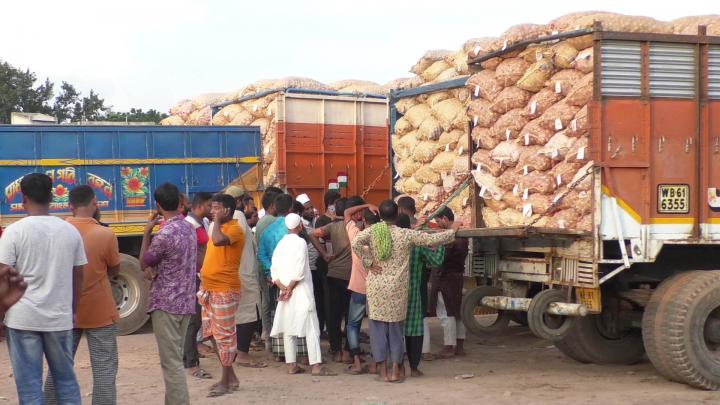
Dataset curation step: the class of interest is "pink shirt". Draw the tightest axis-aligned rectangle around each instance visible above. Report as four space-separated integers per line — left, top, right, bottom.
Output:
346 221 367 294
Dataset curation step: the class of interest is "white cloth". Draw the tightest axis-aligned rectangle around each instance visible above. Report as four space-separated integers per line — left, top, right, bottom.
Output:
296 194 310 205
285 213 302 229
283 328 322 365
184 214 209 233
422 319 431 354
438 293 466 345
0 216 88 331
258 208 266 219
232 210 261 324
269 234 318 338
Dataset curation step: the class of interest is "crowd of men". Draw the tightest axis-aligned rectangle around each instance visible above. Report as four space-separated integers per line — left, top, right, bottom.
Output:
0 172 468 404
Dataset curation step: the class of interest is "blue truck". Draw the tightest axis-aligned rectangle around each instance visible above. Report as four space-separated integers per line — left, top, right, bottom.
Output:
0 125 262 334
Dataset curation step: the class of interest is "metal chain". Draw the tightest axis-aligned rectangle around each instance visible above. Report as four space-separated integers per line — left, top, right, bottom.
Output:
523 165 599 230
361 164 390 199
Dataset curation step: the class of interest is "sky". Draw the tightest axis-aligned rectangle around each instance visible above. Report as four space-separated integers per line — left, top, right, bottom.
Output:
1 0 716 113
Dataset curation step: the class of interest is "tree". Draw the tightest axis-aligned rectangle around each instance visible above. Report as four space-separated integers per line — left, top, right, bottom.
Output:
53 82 79 123
0 60 54 123
72 89 108 122
104 107 168 123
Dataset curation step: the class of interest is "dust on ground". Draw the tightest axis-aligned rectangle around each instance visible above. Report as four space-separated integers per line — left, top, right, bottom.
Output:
1 319 719 405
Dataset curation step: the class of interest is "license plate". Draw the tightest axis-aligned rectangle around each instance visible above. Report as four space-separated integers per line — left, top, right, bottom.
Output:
576 287 601 313
657 184 690 214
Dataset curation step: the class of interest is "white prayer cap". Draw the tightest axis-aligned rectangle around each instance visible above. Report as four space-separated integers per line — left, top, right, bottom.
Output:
296 193 311 205
285 213 302 230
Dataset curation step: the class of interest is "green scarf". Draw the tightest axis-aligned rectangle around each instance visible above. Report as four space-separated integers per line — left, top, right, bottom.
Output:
371 221 392 262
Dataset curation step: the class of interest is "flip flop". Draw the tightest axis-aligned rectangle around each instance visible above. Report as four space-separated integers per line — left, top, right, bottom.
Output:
312 366 337 376
207 384 230 398
288 366 306 375
388 376 405 384
237 361 268 369
374 376 389 383
343 364 369 375
190 368 213 379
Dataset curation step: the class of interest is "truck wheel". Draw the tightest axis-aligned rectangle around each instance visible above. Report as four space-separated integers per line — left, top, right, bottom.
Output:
528 289 574 341
650 271 720 390
554 335 594 363
565 308 644 365
112 254 150 335
461 286 511 337
642 271 701 382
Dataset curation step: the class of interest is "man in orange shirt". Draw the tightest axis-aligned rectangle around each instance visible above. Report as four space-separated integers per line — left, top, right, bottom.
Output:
45 185 121 404
199 194 244 398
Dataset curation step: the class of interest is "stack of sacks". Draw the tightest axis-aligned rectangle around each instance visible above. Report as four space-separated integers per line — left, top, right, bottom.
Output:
162 77 333 186
391 91 473 227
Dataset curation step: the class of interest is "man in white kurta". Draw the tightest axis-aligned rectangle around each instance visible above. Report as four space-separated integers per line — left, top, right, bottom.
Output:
270 214 333 376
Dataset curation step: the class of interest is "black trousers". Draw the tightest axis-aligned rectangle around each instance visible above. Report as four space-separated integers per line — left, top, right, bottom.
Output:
326 276 350 353
183 278 201 368
236 320 257 353
405 335 423 370
312 266 328 332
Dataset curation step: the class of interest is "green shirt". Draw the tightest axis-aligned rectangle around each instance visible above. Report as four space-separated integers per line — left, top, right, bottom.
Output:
404 245 445 336
255 214 276 244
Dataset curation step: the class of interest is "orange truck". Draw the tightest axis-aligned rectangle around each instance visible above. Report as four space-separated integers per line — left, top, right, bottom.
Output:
415 24 720 390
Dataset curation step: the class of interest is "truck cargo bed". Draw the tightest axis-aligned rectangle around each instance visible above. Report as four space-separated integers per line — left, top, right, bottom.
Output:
457 226 590 238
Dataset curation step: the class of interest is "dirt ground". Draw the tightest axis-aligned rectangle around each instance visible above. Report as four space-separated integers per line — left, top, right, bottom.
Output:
2 319 720 405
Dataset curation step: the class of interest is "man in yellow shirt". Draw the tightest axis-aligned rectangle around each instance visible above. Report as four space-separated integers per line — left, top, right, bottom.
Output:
199 194 244 398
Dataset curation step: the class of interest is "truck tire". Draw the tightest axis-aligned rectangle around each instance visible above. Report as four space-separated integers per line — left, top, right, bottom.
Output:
642 271 701 382
112 254 150 335
650 271 720 390
528 289 574 341
564 312 645 365
461 286 511 337
554 335 594 363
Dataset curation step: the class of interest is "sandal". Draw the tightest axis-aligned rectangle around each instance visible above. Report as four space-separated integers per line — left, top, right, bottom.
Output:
288 366 306 375
207 384 230 398
190 368 213 379
343 364 369 375
312 366 337 376
237 361 268 369
421 353 435 361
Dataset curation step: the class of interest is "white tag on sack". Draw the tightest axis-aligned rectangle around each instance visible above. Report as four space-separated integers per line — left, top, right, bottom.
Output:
445 144 451 152
558 219 566 229
506 128 511 141
523 204 532 217
394 172 400 179
577 146 586 160
479 185 487 198
571 119 577 131
555 81 562 94
556 174 562 186
512 184 519 196
552 30 559 35
473 45 482 56
551 149 559 159
463 197 469 206
523 165 529 176
498 158 505 166
474 85 480 97
502 40 508 51
267 108 272 116
423 193 429 201
524 133 530 146
555 118 563 130
522 188 529 200
253 104 258 112
264 145 271 156
530 100 537 114
553 194 562 203
473 115 478 126
476 162 483 171
476 138 482 147
458 146 464 155
535 50 543 62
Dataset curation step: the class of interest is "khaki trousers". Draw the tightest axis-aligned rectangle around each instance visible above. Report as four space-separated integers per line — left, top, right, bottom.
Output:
152 310 191 405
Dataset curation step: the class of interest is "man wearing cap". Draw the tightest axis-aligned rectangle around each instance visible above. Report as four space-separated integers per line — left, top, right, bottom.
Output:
270 214 334 376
